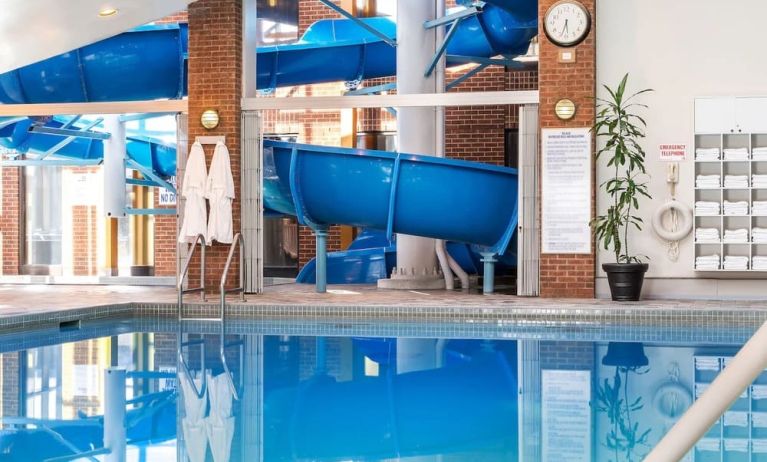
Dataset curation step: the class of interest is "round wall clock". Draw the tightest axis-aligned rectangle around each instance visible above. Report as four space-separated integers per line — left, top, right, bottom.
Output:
544 0 592 47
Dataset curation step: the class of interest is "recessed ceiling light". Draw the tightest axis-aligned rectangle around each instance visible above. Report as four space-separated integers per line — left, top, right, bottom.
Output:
98 8 119 17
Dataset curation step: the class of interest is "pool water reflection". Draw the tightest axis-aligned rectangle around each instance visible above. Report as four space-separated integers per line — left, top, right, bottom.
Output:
0 326 756 461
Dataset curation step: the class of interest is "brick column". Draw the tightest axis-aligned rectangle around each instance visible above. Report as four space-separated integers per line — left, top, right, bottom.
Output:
187 0 242 290
538 0 597 298
1 166 21 275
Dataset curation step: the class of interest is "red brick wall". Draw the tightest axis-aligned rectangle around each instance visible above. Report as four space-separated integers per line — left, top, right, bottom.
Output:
187 0 242 290
72 205 98 276
0 166 21 275
538 0 596 298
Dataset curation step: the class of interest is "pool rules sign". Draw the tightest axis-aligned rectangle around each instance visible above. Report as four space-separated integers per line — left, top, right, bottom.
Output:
541 128 592 254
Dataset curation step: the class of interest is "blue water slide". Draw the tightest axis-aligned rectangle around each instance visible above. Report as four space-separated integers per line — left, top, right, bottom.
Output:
256 3 536 89
263 139 519 253
0 116 177 178
0 24 188 104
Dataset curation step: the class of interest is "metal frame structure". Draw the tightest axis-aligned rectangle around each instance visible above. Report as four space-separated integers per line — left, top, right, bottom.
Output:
243 90 539 110
316 0 397 47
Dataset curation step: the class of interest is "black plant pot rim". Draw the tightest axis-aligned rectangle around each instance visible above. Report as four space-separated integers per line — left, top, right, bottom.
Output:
602 262 649 273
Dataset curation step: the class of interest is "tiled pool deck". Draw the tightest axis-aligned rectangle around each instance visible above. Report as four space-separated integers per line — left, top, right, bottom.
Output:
0 283 766 333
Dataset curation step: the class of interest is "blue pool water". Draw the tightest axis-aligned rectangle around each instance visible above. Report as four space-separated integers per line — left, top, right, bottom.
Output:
0 318 760 461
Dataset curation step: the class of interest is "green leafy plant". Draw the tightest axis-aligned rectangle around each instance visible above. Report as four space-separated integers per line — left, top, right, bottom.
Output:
596 366 652 462
592 74 653 263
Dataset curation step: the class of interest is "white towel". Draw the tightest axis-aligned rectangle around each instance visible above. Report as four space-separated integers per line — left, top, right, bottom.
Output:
724 255 749 270
723 200 748 215
723 228 749 243
695 228 720 243
724 175 749 188
696 174 721 188
723 148 750 161
696 254 721 270
754 151 767 161
753 256 767 270
695 201 720 215
696 147 720 161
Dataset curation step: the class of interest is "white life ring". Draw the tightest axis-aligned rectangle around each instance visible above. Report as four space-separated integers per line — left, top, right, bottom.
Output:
652 200 693 242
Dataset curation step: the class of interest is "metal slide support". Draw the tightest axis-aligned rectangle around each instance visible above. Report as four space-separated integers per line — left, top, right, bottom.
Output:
39 117 103 160
480 252 496 294
446 54 522 68
423 4 483 29
29 125 111 140
446 63 490 90
104 368 126 462
424 18 462 78
645 320 767 461
345 82 397 96
177 233 207 321
315 228 328 293
125 158 177 193
317 0 396 47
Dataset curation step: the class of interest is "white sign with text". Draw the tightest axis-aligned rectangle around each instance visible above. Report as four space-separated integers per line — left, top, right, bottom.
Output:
542 369 592 462
541 128 592 254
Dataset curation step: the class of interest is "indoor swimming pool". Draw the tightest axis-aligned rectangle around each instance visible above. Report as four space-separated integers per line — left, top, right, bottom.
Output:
0 316 762 462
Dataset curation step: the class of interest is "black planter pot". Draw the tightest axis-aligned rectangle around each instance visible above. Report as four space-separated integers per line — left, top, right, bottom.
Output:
602 263 649 301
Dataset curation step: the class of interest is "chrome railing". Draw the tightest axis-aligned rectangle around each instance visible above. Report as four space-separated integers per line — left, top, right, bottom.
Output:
177 234 206 321
219 233 246 400
220 233 246 322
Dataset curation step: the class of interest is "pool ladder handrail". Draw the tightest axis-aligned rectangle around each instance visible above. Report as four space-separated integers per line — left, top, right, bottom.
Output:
177 233 206 321
219 233 246 400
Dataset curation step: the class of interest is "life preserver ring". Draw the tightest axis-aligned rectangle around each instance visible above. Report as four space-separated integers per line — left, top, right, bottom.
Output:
652 200 693 242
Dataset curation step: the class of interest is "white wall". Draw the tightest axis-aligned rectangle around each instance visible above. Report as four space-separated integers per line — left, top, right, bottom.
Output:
596 0 767 298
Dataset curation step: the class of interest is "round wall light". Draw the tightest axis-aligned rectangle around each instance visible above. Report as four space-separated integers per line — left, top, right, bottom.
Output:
98 7 119 17
200 109 220 130
554 98 576 121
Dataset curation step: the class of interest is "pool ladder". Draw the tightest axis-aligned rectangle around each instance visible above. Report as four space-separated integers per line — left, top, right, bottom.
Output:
177 233 246 401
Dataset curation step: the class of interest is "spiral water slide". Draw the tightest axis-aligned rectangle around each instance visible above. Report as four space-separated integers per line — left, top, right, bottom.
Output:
0 0 535 285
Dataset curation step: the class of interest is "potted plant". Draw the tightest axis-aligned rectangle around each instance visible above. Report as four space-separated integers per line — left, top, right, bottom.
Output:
592 74 653 301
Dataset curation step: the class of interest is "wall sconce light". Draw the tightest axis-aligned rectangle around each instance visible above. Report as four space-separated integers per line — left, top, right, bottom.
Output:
200 109 220 130
554 98 576 121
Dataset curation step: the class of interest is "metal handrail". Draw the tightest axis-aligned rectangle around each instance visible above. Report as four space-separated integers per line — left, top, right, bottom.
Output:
178 233 206 321
219 233 246 401
219 233 246 322
177 336 207 399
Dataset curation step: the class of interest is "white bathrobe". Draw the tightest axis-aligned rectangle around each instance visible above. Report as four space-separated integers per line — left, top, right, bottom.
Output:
205 141 235 244
178 142 208 243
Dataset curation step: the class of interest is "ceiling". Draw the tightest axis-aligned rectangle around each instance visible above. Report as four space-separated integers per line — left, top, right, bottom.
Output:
0 0 197 74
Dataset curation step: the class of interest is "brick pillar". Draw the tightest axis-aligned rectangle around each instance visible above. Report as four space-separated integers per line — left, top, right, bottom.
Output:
1 166 21 275
538 0 596 298
187 0 242 290
154 190 176 277
72 205 98 276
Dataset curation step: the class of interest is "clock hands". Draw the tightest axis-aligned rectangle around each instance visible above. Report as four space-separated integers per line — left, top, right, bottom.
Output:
563 18 569 36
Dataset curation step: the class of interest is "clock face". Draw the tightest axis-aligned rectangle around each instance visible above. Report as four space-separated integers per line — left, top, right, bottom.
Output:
544 1 591 47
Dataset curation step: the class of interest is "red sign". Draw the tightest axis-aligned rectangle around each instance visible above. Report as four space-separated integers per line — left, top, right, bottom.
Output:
659 144 687 161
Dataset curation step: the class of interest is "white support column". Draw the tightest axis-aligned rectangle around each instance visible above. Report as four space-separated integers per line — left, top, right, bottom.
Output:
378 0 444 290
104 368 126 462
103 115 126 218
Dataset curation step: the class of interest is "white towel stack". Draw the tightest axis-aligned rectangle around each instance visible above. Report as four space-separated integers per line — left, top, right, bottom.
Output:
723 147 750 161
754 228 767 243
754 174 767 188
723 228 749 243
695 201 720 215
725 438 749 453
723 200 749 215
754 439 767 454
696 438 720 453
754 147 767 161
753 256 767 270
695 228 720 243
753 385 767 400
724 174 749 188
724 255 749 270
695 357 720 371
696 174 720 188
754 201 767 215
695 147 720 161
696 254 720 270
